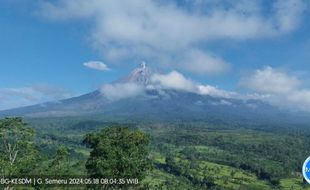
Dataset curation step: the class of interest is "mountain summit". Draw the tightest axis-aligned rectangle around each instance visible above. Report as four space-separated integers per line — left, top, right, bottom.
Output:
118 62 152 85
0 64 308 125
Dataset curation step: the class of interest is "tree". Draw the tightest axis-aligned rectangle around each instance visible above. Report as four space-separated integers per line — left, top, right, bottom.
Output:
83 125 152 188
0 117 40 176
48 145 70 176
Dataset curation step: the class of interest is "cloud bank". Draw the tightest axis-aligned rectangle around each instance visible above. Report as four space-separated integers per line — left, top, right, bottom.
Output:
0 84 72 110
240 66 310 111
151 71 196 92
181 50 230 75
101 70 239 102
2 68 309 112
100 83 144 101
38 0 306 75
240 66 300 94
99 67 310 112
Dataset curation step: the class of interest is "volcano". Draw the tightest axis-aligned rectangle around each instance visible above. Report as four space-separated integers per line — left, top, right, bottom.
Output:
0 64 308 124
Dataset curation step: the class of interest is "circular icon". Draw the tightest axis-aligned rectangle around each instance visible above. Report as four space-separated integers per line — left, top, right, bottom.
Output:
303 156 310 184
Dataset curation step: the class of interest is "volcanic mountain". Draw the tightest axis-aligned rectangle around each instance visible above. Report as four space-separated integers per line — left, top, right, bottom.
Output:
0 63 308 124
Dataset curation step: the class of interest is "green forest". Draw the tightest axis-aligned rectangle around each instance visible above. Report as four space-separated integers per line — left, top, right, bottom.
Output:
0 117 310 190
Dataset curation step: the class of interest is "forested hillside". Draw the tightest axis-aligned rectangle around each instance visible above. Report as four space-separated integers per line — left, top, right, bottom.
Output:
1 117 310 190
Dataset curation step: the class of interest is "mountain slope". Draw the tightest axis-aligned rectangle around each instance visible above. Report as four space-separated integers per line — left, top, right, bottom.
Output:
0 64 308 125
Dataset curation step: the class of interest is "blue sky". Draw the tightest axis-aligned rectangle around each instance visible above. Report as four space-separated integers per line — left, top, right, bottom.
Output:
0 0 310 111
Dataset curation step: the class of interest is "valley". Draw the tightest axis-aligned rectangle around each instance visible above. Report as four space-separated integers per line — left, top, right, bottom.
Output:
22 116 310 190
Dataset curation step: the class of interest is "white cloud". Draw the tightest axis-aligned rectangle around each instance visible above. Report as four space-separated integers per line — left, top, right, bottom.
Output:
288 90 310 110
240 66 310 111
150 71 196 92
181 50 230 75
210 99 233 106
0 84 72 110
100 83 144 101
83 61 110 71
149 70 242 99
273 0 306 33
100 70 237 101
197 85 236 98
38 0 306 75
240 66 300 94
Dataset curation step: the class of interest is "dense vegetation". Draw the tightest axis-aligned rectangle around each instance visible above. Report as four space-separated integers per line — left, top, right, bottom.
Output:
1 116 310 189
